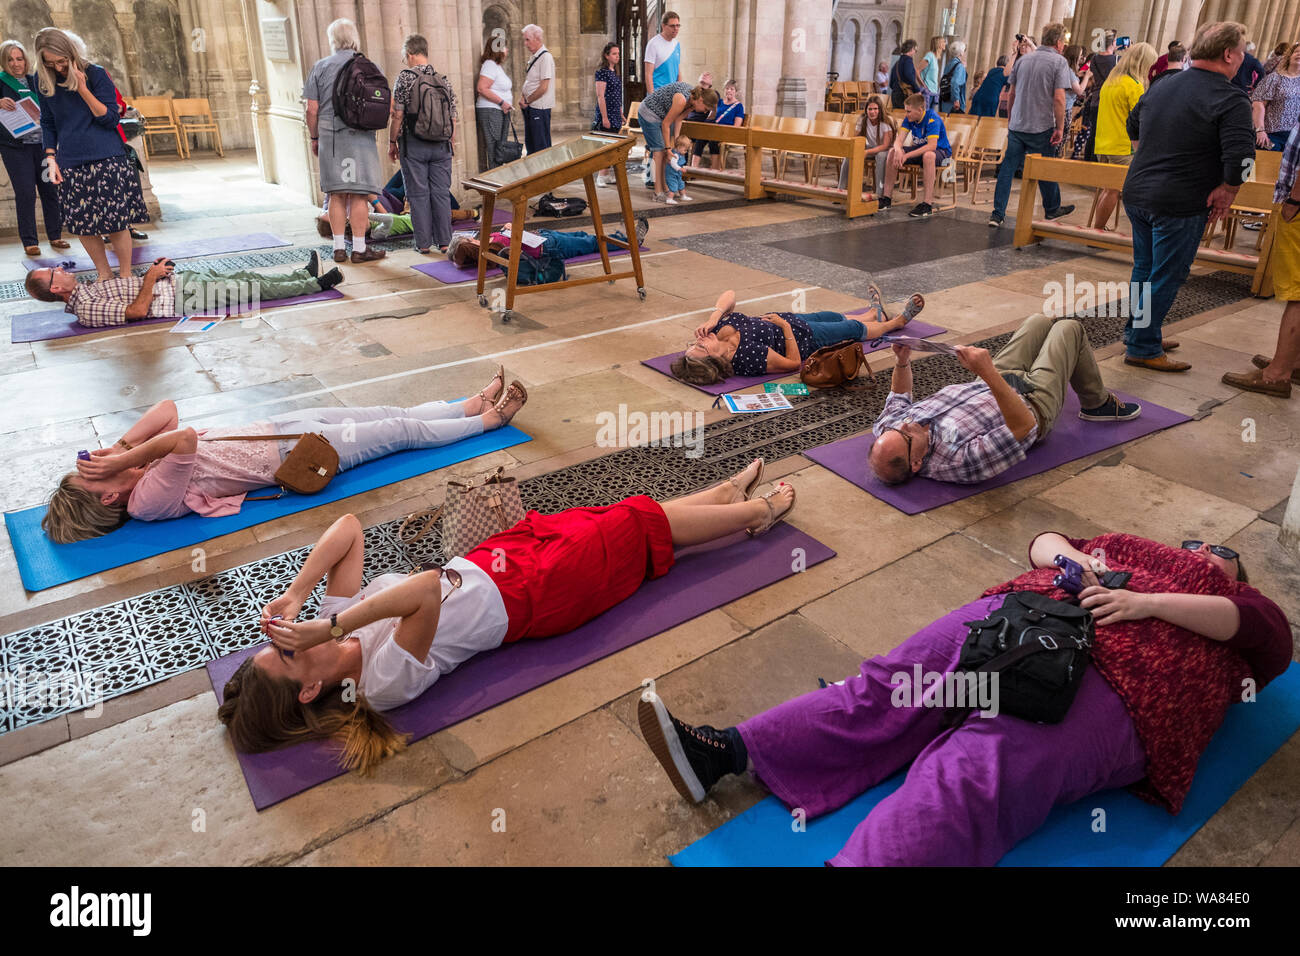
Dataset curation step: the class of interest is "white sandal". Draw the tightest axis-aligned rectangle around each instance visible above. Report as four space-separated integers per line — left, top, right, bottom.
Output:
747 482 796 537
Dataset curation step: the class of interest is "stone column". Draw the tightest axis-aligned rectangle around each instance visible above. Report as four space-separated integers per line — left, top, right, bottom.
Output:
857 21 875 81
113 9 144 97
976 0 1003 79
775 0 808 116
1175 0 1205 40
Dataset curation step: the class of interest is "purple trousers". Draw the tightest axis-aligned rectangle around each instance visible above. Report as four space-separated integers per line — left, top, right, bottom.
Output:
737 595 1148 866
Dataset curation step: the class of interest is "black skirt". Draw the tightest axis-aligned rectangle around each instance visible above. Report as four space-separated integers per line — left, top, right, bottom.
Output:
59 153 149 235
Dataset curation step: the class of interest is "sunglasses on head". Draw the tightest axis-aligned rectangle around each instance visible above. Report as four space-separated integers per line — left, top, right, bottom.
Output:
1181 541 1239 561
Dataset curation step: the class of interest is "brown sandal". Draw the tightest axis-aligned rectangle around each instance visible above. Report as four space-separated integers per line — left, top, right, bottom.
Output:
492 380 528 426
747 482 796 537
724 458 765 501
476 364 506 407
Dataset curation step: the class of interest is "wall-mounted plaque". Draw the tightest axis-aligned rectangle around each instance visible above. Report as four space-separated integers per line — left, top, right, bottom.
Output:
580 0 607 33
260 17 292 62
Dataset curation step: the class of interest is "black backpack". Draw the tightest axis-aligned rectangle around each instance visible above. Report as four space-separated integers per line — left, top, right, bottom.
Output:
332 52 392 130
535 192 588 217
939 61 957 104
943 591 1094 727
406 69 455 142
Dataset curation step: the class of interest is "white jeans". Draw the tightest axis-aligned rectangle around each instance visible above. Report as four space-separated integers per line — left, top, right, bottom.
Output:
267 401 483 471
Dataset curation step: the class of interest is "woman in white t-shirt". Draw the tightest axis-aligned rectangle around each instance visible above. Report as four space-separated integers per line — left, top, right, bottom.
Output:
475 38 514 171
218 464 798 773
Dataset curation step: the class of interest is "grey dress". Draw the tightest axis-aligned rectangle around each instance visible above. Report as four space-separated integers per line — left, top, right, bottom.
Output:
304 49 383 195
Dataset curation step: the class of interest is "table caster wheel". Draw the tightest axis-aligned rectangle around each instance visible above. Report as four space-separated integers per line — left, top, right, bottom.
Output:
501 310 513 323
637 287 646 301
478 294 488 308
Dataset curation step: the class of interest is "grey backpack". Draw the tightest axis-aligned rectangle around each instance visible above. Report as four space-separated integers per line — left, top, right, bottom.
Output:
407 70 455 142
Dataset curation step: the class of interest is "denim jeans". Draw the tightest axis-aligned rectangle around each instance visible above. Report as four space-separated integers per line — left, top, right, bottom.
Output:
992 128 1061 221
800 311 868 349
538 229 628 259
1124 203 1208 358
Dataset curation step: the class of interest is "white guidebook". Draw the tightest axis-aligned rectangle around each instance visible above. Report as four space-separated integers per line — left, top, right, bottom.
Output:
721 392 793 414
169 315 226 333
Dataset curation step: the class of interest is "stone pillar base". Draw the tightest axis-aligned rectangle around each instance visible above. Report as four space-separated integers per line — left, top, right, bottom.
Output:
776 77 808 117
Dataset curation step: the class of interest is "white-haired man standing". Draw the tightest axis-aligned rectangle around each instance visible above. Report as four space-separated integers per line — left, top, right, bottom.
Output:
519 24 555 153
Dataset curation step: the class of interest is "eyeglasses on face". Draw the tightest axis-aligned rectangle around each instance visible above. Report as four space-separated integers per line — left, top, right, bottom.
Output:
1181 541 1239 561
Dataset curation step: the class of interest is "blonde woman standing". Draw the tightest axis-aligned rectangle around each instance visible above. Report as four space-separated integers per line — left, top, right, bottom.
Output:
1251 42 1300 150
1091 42 1157 230
34 28 144 281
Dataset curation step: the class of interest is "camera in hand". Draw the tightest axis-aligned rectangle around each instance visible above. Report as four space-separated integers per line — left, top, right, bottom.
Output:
1052 554 1085 595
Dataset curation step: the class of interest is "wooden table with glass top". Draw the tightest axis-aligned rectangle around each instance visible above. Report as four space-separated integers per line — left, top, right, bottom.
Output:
461 132 646 321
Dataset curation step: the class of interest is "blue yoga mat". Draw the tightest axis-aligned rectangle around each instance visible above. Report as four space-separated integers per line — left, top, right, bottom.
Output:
671 662 1300 867
4 427 530 592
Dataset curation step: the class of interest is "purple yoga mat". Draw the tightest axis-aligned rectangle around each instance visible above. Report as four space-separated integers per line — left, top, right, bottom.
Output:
412 245 644 284
206 523 834 810
23 232 291 272
804 390 1190 514
643 316 947 397
10 290 344 343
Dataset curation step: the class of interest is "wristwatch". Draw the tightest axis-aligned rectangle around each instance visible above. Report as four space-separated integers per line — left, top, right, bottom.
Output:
329 613 345 640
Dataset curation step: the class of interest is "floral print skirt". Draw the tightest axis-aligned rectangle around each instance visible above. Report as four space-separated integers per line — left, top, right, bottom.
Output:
59 153 149 236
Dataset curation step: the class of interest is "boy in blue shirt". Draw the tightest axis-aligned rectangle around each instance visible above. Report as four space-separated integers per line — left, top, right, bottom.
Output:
878 93 952 219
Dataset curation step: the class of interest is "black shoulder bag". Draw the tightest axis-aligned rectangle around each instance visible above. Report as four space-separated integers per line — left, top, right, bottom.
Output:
942 591 1095 727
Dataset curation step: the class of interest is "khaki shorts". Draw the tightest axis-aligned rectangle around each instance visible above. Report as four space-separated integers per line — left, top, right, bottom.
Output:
1097 153 1132 165
1272 205 1300 301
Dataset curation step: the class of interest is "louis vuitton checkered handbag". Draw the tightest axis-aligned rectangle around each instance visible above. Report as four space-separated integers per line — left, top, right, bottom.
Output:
398 465 526 557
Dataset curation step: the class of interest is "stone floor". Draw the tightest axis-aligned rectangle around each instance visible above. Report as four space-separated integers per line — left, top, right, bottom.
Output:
0 149 1296 866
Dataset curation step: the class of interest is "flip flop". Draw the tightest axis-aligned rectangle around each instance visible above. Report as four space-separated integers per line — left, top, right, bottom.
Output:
747 482 797 537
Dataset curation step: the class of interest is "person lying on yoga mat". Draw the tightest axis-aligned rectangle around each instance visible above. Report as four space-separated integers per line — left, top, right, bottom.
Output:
444 217 651 270
639 530 1291 865
671 286 923 385
23 252 344 328
869 313 1142 485
217 461 797 773
41 372 527 543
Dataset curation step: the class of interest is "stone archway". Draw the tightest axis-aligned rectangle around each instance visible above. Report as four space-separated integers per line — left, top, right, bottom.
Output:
483 2 523 92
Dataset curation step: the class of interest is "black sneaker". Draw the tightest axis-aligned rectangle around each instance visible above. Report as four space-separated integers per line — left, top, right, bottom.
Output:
877 195 892 210
317 267 344 291
988 214 1004 228
634 216 650 247
1079 393 1141 422
1045 204 1076 221
305 250 322 277
638 692 744 803
908 202 934 218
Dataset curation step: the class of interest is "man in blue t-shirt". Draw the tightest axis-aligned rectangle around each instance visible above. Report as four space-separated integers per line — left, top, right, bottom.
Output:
878 93 952 219
642 11 683 187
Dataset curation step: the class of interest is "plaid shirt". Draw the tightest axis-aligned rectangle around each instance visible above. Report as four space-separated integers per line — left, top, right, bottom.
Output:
67 276 175 328
1275 125 1300 204
873 382 1038 484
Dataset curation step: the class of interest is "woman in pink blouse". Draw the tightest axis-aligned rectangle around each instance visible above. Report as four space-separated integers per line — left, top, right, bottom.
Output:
42 368 525 543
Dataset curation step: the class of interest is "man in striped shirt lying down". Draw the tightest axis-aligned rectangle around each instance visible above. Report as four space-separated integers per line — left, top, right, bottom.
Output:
869 313 1143 485
23 252 345 328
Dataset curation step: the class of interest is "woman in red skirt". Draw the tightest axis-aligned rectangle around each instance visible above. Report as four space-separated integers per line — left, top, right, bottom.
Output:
218 459 794 773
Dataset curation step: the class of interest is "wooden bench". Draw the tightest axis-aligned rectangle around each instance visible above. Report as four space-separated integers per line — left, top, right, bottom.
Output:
1013 155 1278 297
679 120 877 217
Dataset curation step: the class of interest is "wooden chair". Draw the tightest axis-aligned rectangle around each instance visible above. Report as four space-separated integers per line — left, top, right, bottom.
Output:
133 96 186 159
718 115 749 170
172 97 223 157
779 117 835 181
771 116 812 179
1205 149 1283 250
957 120 1008 202
746 114 779 174
620 100 641 137
894 125 964 208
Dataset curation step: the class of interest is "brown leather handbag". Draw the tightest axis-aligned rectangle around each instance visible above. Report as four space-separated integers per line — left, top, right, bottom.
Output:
800 341 872 390
202 432 339 498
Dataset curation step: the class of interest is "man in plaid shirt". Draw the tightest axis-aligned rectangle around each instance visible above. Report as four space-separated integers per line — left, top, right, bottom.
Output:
24 252 343 328
870 315 1140 485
